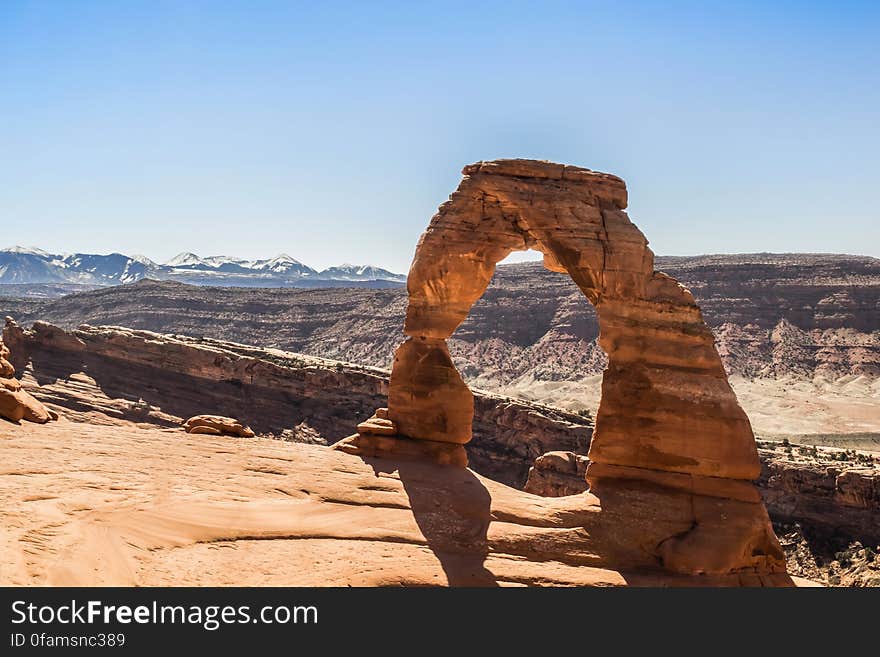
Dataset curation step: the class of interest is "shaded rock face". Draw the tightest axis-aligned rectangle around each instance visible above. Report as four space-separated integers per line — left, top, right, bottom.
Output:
524 444 880 550
369 159 784 576
4 253 876 387
0 318 53 424
3 321 589 488
524 451 589 497
755 443 880 545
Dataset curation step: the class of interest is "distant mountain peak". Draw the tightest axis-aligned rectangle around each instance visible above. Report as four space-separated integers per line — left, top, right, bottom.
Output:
166 252 204 267
2 245 53 257
0 247 405 287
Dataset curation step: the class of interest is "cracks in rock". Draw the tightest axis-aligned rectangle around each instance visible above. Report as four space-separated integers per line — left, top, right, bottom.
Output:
654 487 700 570
596 203 610 306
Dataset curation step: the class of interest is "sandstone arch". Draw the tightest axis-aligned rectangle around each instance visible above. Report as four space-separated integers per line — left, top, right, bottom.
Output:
391 159 759 481
342 159 785 576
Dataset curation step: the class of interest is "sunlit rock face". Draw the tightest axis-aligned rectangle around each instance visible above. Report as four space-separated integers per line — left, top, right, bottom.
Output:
392 159 758 477
351 159 786 577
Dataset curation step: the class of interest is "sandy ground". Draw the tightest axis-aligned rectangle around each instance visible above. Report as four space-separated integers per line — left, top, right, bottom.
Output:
0 419 807 587
472 374 880 446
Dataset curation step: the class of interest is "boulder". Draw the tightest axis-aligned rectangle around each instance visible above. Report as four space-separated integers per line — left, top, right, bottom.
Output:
524 451 589 497
183 415 255 438
0 328 54 424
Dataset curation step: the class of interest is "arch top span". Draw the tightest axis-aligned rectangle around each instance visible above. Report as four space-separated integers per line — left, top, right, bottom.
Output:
404 159 644 338
390 158 760 483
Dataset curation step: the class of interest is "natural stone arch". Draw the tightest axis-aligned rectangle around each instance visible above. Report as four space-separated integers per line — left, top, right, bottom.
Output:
388 159 759 486
338 159 785 576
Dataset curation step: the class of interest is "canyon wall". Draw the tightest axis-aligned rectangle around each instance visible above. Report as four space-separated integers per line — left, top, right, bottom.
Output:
525 445 880 546
3 319 589 487
4 253 876 384
7 319 876 555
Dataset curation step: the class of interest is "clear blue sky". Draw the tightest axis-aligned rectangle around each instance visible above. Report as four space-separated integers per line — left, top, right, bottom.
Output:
2 1 878 271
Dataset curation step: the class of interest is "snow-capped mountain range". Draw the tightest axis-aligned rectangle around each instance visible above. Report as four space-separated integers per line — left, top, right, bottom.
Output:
0 247 406 288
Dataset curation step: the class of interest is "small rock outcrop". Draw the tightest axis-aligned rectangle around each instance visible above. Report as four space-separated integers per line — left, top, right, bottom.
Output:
336 406 468 466
524 451 589 497
183 415 255 438
0 320 54 424
523 442 880 548
346 159 786 578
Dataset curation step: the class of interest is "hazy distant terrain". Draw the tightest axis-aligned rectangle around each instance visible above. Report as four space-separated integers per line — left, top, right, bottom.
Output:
0 247 406 289
3 253 878 442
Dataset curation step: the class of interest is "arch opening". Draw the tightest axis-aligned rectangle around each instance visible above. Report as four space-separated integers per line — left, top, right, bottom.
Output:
447 249 606 420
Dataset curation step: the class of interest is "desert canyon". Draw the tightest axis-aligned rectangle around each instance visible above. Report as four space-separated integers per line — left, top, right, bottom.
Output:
2 160 878 587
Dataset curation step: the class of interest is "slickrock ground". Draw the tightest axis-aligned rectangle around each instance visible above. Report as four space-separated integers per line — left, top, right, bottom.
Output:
3 253 876 440
5 320 590 488
6 319 876 582
0 331 53 424
18 324 880 544
0 420 805 587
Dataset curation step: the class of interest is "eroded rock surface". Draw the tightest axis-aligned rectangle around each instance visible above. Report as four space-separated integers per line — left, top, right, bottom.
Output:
366 159 784 577
524 451 589 497
3 320 589 487
183 415 255 438
0 319 53 424
0 420 799 587
756 441 880 545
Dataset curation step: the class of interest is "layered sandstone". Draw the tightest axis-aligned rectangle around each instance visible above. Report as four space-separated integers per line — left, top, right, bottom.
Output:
183 415 256 438
0 321 53 424
358 159 784 577
756 441 880 545
4 255 877 439
388 160 759 476
3 320 589 487
524 451 589 497
524 444 880 549
1 420 800 587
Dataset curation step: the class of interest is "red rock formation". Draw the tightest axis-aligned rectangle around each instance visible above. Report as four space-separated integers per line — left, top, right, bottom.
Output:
3 420 801 587
0 337 13 379
0 327 54 424
183 415 255 438
5 320 588 485
352 158 785 577
524 451 589 497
